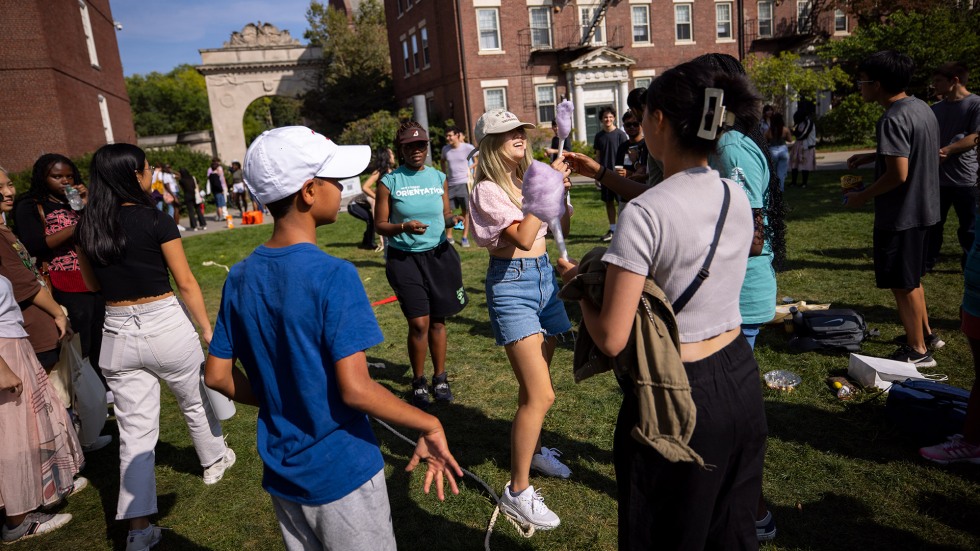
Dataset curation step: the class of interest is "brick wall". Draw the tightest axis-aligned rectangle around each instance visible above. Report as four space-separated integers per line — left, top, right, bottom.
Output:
0 0 134 172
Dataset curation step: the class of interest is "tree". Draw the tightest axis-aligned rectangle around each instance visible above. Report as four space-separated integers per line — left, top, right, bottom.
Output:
243 96 304 145
126 64 211 137
337 109 411 151
819 8 980 99
745 52 849 113
840 0 978 28
302 0 395 138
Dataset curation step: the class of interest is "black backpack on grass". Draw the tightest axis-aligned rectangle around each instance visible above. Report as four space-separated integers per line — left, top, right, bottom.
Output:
788 309 868 353
886 379 969 446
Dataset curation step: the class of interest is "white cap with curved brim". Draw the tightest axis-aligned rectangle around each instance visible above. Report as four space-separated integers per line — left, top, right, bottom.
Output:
474 109 536 144
243 126 371 205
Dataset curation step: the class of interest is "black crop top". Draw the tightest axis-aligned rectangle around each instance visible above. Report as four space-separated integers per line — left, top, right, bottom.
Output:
90 206 181 302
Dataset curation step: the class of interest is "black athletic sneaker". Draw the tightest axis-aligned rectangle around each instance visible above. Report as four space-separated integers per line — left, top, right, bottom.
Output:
888 345 937 368
431 372 454 402
410 377 430 409
600 230 614 242
891 332 945 350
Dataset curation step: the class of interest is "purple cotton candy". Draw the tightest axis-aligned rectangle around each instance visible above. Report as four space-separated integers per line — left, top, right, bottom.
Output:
522 160 566 221
555 100 574 139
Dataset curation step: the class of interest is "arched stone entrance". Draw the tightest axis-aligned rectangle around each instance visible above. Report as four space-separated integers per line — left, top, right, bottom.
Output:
197 23 321 164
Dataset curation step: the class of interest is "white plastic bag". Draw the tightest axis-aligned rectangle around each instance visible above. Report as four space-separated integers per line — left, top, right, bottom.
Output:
200 362 236 421
847 353 946 392
65 335 108 445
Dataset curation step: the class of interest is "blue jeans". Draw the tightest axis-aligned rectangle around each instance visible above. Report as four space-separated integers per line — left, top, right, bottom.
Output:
741 323 762 350
769 145 789 192
485 254 571 346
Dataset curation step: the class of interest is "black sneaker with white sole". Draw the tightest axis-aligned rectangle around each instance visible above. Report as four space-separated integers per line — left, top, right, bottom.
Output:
891 332 945 350
410 376 430 409
431 372 453 402
888 345 937 368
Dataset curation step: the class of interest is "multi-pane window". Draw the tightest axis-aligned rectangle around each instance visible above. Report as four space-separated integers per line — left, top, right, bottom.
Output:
420 27 430 67
675 4 693 42
798 1 812 33
580 7 605 45
411 34 420 73
79 0 99 68
477 8 501 50
835 9 848 32
536 85 556 124
98 94 113 143
402 40 410 76
716 2 733 39
758 1 773 38
632 6 650 44
529 7 552 48
484 88 507 111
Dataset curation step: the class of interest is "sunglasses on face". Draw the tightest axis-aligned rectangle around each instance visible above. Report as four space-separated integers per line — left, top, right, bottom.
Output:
403 141 429 150
623 122 640 128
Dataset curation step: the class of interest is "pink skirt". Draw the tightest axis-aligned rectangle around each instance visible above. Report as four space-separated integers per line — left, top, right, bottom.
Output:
0 337 84 516
790 141 816 171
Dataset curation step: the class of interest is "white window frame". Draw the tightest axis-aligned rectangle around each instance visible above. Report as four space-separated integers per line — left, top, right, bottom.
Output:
98 94 113 143
580 6 606 46
834 9 849 33
757 1 773 38
634 77 653 90
483 87 507 112
528 7 552 49
402 39 410 77
797 0 812 33
716 2 734 40
411 33 420 73
631 5 651 44
674 4 693 43
79 0 99 68
477 8 502 51
420 27 430 67
535 85 556 124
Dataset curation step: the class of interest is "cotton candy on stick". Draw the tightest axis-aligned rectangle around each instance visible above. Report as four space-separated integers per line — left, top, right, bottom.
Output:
555 100 574 159
523 160 569 261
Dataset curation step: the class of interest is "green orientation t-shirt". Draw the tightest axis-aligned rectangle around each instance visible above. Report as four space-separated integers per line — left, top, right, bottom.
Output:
381 165 447 252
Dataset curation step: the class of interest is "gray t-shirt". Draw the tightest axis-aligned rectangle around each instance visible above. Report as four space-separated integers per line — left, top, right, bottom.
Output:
874 96 941 231
603 167 753 343
932 93 980 187
441 143 475 187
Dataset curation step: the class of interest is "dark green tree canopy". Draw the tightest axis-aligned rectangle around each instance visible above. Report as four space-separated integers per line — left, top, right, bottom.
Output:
126 64 212 137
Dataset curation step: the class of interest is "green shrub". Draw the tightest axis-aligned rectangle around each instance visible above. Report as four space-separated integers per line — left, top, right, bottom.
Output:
816 93 882 148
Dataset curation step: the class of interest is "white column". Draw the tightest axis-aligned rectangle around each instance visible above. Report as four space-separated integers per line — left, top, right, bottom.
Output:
619 78 630 117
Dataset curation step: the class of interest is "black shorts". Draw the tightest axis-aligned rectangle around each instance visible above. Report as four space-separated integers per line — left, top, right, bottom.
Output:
385 240 467 319
614 336 766 550
448 184 469 211
873 225 933 289
598 183 620 203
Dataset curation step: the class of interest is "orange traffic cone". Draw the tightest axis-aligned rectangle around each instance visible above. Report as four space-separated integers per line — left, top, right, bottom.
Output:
226 215 234 229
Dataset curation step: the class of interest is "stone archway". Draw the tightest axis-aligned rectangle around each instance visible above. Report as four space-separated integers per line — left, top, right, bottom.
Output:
198 23 322 164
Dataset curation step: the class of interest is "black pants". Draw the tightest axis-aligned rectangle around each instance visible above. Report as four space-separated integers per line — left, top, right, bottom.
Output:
614 336 766 551
53 288 107 388
347 202 375 248
927 185 978 270
184 199 206 229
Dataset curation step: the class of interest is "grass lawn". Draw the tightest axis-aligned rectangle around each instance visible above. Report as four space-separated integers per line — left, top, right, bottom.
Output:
10 169 980 550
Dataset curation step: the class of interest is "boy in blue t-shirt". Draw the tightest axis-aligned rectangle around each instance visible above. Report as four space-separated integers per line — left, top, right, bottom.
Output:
205 126 462 550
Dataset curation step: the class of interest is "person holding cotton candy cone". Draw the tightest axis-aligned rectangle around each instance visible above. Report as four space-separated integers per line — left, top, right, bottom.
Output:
468 109 574 531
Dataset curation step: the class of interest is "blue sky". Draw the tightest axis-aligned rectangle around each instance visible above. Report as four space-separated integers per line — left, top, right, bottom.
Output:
110 0 314 75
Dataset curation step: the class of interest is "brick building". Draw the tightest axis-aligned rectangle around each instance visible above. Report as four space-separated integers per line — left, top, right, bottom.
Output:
0 0 135 173
384 0 855 143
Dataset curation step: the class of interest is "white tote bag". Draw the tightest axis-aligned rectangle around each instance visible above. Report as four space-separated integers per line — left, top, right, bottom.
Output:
65 335 108 445
847 353 946 391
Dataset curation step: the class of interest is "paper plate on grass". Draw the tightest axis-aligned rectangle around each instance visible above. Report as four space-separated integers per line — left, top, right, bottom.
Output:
763 370 801 392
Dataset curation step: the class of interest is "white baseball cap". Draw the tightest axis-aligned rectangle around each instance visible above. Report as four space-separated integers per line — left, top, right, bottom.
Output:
474 109 535 144
243 126 371 205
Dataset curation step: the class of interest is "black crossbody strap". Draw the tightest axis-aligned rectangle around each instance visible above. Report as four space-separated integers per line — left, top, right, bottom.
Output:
672 182 731 315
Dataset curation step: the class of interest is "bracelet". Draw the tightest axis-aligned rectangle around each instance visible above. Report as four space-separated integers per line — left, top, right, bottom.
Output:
401 222 406 232
596 165 607 181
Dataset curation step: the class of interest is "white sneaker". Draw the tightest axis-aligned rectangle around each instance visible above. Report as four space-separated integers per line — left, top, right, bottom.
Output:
499 484 560 530
82 434 113 453
1 512 72 543
531 447 572 479
126 524 162 551
203 447 236 485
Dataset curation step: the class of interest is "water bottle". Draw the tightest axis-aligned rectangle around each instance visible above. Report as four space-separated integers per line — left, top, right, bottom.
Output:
65 185 84 211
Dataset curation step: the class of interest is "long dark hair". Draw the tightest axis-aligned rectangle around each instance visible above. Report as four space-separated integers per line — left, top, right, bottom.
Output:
770 113 786 143
77 143 154 265
13 154 82 222
373 147 394 174
689 53 787 271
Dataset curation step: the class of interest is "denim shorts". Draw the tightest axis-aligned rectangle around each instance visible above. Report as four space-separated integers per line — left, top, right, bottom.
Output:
485 254 571 346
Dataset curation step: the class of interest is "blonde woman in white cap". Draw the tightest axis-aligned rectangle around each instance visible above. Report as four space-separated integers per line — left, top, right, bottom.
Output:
75 143 234 551
468 109 573 531
204 126 462 550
